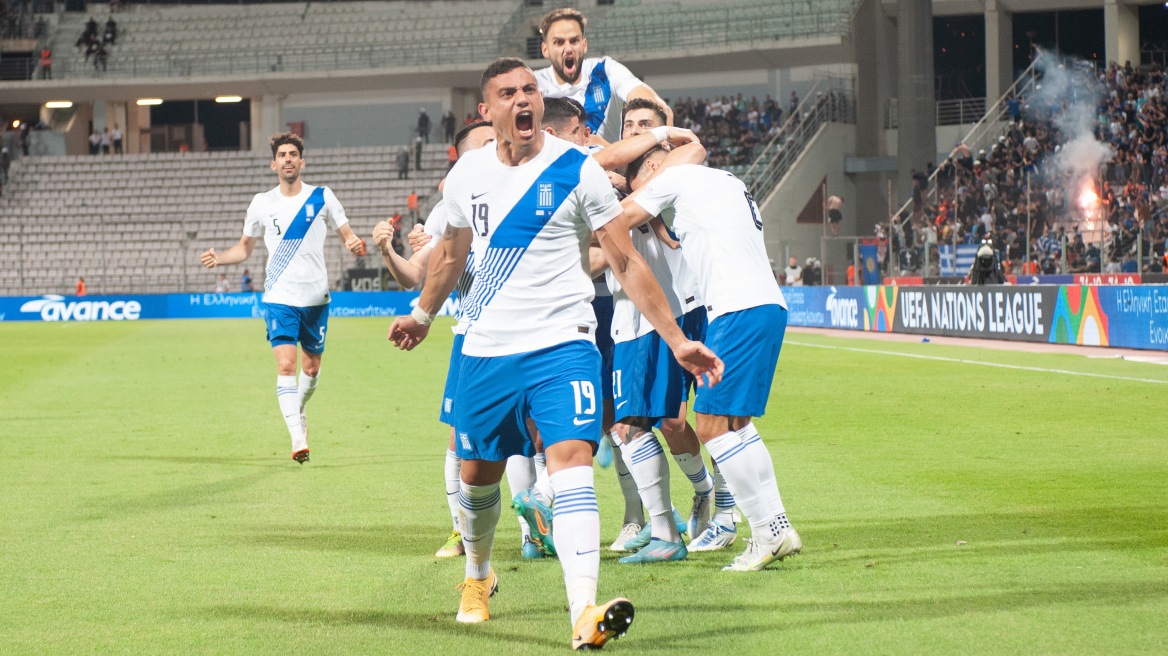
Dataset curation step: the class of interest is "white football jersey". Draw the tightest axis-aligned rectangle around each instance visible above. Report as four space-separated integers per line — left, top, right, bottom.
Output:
535 56 644 143
243 183 348 307
422 200 476 335
660 230 703 313
444 135 622 357
632 165 786 320
606 223 682 344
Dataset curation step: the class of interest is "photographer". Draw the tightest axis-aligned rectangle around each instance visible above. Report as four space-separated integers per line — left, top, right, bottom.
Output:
967 239 1006 285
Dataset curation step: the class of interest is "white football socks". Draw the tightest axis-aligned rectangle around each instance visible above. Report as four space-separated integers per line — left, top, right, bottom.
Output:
444 448 461 532
711 460 737 527
532 452 554 506
619 431 679 543
736 422 788 540
297 370 318 413
550 466 600 626
458 481 501 581
611 434 645 527
276 375 305 450
672 451 714 496
704 430 779 543
505 455 536 540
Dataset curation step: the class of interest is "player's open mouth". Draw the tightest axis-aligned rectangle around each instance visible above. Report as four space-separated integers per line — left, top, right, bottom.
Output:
563 54 577 77
516 111 534 137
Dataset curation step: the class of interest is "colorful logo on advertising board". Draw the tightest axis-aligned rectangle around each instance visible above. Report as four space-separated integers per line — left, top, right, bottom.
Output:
864 286 897 332
1049 286 1109 346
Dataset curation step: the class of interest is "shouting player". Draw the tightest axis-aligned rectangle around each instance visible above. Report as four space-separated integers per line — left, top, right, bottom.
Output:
200 132 364 463
388 58 721 649
535 7 672 143
621 145 801 572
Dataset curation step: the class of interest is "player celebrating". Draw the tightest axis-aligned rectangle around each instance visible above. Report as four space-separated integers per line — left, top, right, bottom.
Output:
619 98 737 553
535 7 672 143
621 146 801 572
388 58 721 649
200 132 364 463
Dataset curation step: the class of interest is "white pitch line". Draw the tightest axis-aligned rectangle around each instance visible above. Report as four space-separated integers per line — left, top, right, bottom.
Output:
785 340 1168 385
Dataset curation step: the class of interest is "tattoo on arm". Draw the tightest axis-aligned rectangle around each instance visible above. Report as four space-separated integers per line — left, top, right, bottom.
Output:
442 225 458 241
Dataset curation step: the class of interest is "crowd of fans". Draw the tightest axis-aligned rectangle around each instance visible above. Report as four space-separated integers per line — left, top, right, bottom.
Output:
0 0 49 40
897 59 1168 277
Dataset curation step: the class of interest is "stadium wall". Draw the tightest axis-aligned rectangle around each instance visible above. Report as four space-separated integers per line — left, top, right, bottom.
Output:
4 286 1166 352
780 284 1168 351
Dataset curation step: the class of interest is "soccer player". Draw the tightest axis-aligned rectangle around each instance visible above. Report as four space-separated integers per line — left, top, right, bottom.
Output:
200 132 364 463
388 58 721 648
620 98 739 553
620 145 801 572
535 7 672 143
372 121 533 558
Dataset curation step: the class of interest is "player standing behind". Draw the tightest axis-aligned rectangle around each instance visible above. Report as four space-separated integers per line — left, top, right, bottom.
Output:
200 133 364 463
534 8 672 144
388 58 722 649
621 147 801 572
620 99 738 553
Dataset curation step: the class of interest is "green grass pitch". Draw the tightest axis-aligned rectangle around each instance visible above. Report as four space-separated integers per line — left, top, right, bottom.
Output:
2 317 1167 654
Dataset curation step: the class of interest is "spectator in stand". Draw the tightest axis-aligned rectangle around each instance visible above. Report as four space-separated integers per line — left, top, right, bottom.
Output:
100 127 111 155
413 135 423 171
442 110 456 144
406 190 419 225
0 147 10 197
75 278 87 296
94 42 108 72
89 129 100 155
215 273 230 293
111 123 123 154
39 48 50 79
783 256 803 286
103 16 117 45
416 108 430 144
447 142 456 171
396 146 409 179
241 269 254 292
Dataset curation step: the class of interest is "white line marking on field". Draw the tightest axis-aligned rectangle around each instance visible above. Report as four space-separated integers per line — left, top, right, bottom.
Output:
785 340 1168 385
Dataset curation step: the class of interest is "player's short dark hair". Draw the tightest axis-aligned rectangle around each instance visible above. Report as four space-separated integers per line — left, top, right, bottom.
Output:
627 145 667 182
623 98 667 126
270 132 303 158
542 97 586 131
454 121 493 157
480 57 530 98
539 8 587 40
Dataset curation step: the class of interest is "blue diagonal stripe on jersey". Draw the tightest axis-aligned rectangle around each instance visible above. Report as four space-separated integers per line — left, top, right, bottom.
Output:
583 60 611 133
265 186 326 292
460 148 588 324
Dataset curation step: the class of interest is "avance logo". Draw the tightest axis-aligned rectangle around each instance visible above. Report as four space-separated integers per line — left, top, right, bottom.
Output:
20 295 142 322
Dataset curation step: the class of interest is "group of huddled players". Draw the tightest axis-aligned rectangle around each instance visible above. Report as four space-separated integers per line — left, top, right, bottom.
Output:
202 8 798 650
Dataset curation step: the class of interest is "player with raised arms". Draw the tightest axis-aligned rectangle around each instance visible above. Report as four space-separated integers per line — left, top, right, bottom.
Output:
535 7 672 144
388 58 722 649
200 132 364 463
619 145 800 571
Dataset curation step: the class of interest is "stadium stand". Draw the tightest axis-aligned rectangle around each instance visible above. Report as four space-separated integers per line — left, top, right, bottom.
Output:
47 0 522 78
894 60 1168 277
0 144 451 295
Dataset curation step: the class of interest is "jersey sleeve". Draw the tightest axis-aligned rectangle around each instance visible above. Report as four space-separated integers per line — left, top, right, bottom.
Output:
422 201 447 245
322 187 349 230
632 168 681 219
578 156 623 231
443 172 471 230
242 194 264 238
603 57 645 102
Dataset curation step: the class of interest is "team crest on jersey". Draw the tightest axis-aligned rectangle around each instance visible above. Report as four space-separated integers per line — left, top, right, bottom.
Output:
305 204 314 217
538 183 554 209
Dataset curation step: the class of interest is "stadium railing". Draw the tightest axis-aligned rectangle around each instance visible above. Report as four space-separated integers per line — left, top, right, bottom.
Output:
743 78 856 205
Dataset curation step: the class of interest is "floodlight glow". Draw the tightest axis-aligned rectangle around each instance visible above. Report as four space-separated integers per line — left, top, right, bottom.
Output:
45 101 73 109
215 96 242 103
136 98 163 106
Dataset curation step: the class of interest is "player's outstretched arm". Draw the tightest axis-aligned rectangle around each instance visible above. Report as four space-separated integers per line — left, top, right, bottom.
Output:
373 221 431 289
619 142 707 229
595 218 723 386
336 224 365 255
591 127 698 173
200 234 256 268
387 225 471 351
649 217 679 249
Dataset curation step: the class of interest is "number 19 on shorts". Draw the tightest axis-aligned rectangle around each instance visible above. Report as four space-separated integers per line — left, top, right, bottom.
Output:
569 381 597 416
